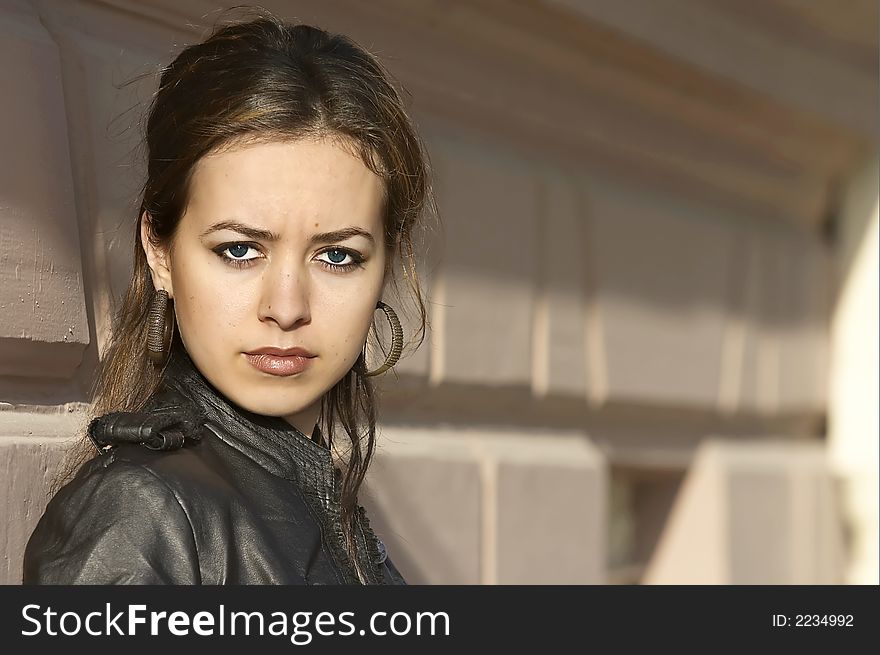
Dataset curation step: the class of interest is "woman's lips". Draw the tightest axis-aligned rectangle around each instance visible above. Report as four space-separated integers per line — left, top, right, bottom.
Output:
244 353 315 376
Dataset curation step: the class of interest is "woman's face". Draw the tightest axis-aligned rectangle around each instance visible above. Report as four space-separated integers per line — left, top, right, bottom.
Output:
142 137 388 436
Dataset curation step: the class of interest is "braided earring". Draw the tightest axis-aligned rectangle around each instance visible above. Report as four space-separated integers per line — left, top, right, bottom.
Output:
363 301 403 377
146 288 175 365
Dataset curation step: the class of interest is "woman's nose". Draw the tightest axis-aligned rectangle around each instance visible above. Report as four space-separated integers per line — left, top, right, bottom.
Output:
257 261 311 330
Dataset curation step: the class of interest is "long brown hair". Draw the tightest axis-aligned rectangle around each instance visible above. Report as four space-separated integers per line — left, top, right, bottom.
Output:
61 7 433 581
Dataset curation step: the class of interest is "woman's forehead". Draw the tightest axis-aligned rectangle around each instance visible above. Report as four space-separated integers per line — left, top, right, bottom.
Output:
184 138 386 234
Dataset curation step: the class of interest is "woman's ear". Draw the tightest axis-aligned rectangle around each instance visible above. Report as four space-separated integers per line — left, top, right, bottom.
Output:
140 211 174 297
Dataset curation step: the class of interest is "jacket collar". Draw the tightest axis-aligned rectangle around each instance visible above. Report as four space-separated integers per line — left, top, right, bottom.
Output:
158 340 339 499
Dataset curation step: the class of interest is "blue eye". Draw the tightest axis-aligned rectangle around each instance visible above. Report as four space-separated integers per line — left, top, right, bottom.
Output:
326 249 348 264
228 244 250 258
316 248 364 272
214 242 261 268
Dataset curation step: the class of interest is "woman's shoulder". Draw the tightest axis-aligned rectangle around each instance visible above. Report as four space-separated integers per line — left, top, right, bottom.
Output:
40 445 194 526
71 438 207 499
22 393 220 585
23 446 203 584
79 382 229 486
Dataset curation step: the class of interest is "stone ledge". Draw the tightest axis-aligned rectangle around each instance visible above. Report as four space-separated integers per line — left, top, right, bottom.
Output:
643 438 846 584
0 430 83 585
364 426 607 584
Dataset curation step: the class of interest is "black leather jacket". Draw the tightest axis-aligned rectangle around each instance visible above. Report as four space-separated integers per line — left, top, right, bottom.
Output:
22 343 406 585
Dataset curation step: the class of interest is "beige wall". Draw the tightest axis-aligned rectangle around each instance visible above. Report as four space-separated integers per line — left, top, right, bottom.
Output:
828 156 879 585
1 0 876 584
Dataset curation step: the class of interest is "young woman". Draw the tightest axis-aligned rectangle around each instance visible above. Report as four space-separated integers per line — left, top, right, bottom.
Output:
22 10 432 585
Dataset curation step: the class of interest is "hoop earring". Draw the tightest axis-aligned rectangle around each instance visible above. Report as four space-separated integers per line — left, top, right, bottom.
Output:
146 288 175 365
363 301 403 377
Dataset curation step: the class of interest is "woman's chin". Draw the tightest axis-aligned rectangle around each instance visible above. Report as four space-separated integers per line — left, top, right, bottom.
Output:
231 394 317 419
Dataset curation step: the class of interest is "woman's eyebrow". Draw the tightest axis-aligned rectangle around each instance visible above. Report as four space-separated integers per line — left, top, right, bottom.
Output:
200 220 375 246
200 220 279 241
310 226 375 246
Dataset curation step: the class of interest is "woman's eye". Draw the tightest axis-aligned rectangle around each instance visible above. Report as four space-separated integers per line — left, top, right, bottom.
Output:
320 248 352 265
215 243 261 268
226 244 258 260
316 248 363 271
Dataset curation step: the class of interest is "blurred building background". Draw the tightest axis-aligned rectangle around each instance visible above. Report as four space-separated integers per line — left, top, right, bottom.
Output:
1 0 877 584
